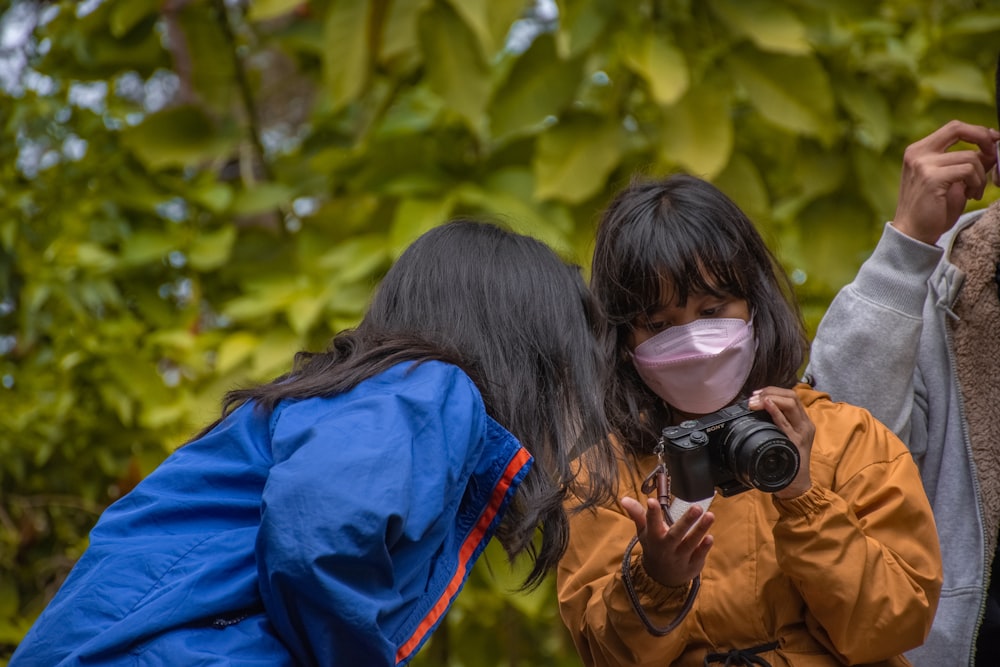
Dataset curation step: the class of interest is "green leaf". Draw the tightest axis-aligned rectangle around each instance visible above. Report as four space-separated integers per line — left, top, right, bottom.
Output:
109 0 158 38
921 61 992 104
188 182 234 214
390 197 454 258
555 0 614 58
230 183 294 216
142 401 188 430
322 0 371 111
375 85 444 138
216 331 259 374
533 115 623 205
223 279 303 322
188 226 236 271
489 35 583 140
317 234 390 282
75 242 118 272
175 5 238 112
454 172 574 255
727 48 835 142
286 290 330 336
445 0 497 60
379 0 431 65
852 145 900 222
247 0 305 22
146 328 196 352
794 194 877 295
120 106 239 171
418 2 490 128
119 230 175 267
0 578 19 619
487 0 532 53
943 11 1000 36
251 329 302 380
794 145 847 200
659 83 733 178
713 153 770 226
837 81 892 151
623 32 689 106
710 0 811 55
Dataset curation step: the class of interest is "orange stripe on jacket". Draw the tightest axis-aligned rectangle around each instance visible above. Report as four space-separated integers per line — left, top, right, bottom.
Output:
395 447 531 664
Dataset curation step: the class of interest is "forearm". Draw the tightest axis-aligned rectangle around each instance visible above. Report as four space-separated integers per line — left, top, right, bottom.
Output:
773 478 941 662
558 506 693 667
807 223 941 438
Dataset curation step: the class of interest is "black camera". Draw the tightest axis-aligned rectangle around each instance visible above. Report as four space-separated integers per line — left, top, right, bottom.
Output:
660 400 799 502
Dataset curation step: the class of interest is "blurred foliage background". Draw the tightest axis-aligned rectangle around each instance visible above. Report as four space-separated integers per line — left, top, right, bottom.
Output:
2 0 1000 664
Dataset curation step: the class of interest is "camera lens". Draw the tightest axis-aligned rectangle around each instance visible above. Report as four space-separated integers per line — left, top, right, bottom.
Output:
723 417 799 493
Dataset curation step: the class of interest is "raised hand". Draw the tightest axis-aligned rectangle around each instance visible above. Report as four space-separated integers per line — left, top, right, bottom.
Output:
620 496 714 588
892 120 1000 245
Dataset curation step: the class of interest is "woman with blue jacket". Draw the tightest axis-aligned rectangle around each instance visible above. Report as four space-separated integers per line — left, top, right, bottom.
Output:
11 219 619 666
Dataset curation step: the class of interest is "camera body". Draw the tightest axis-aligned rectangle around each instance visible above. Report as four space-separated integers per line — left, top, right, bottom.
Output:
660 399 800 502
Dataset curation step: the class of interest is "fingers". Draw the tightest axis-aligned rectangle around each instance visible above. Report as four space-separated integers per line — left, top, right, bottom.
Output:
748 387 808 432
624 497 715 586
667 507 715 579
915 120 1000 158
749 387 815 498
621 496 648 533
668 505 714 549
893 121 1000 244
913 149 990 199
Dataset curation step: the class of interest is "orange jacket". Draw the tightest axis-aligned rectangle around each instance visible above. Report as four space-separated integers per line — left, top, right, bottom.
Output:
557 385 942 666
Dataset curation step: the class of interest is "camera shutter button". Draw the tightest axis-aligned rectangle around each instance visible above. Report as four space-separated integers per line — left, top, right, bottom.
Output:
689 431 709 445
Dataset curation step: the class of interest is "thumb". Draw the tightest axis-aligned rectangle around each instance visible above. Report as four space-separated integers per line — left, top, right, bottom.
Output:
621 496 647 533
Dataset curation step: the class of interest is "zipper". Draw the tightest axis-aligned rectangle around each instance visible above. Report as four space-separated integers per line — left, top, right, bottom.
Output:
939 269 989 667
210 602 265 629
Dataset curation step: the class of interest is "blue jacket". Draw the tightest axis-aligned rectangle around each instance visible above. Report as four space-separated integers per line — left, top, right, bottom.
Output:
11 361 532 666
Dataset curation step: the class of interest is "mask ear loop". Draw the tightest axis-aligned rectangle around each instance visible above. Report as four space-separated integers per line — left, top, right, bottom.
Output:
620 439 701 635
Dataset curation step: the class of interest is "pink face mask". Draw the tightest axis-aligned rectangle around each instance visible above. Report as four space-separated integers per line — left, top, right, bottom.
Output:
631 318 756 415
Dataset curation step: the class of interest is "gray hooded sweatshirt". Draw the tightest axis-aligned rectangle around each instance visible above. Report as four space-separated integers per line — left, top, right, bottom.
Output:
806 208 1000 667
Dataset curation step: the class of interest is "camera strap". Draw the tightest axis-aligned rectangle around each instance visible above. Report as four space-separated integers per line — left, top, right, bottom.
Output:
620 446 701 636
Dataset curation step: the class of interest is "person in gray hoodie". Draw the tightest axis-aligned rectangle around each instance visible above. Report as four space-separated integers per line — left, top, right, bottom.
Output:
806 119 1000 666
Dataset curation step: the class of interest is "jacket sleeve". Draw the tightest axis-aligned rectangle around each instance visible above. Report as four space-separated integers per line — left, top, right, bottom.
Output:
772 405 943 663
557 473 696 667
256 363 486 666
805 222 942 442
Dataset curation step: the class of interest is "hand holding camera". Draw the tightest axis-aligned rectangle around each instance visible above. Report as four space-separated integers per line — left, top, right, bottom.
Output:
747 387 814 500
661 387 814 504
621 387 814 589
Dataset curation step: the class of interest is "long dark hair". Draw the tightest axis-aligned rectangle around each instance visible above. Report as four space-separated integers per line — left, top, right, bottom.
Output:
591 174 807 454
221 219 617 588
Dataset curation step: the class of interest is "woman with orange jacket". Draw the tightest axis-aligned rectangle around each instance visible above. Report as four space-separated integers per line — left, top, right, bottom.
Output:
557 174 942 666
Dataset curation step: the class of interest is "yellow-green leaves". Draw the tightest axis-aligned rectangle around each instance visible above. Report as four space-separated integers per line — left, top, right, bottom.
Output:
710 0 811 55
837 81 893 151
323 0 372 111
533 115 623 204
659 83 733 178
922 60 993 104
380 0 430 67
188 227 236 271
489 35 583 140
247 0 305 23
121 106 239 171
623 32 689 106
418 2 490 128
728 48 836 143
390 196 454 257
